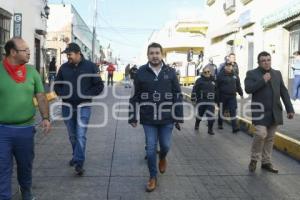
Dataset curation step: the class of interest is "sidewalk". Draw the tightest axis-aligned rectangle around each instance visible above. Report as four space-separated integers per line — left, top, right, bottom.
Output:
11 86 300 200
181 86 300 141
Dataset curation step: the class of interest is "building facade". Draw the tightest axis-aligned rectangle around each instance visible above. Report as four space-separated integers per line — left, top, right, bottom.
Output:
45 4 100 70
0 0 49 79
140 18 208 84
205 0 297 89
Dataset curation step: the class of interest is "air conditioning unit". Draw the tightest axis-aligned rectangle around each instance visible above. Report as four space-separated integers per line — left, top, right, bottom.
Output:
207 0 216 6
223 0 236 15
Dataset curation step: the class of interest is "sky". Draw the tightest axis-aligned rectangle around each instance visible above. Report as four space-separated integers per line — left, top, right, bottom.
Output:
48 0 205 63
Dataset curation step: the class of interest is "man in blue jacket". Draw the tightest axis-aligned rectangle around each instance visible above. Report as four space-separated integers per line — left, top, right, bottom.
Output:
54 43 104 176
129 43 183 192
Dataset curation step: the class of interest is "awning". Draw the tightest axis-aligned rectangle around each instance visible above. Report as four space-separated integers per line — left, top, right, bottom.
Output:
261 0 300 29
209 21 239 39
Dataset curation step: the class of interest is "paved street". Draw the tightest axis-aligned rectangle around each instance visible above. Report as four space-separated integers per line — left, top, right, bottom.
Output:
11 86 300 200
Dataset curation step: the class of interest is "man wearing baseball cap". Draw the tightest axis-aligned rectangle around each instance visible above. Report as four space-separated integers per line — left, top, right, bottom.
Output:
54 43 104 176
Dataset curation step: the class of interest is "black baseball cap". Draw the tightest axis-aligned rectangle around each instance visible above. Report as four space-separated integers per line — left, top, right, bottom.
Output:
62 43 81 53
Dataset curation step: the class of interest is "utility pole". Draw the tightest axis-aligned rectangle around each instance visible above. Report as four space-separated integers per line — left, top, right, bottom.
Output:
91 0 97 62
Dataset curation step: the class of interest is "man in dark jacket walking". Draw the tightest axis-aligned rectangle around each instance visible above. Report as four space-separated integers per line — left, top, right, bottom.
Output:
54 43 104 176
129 43 183 192
217 62 243 133
245 51 294 173
191 66 217 135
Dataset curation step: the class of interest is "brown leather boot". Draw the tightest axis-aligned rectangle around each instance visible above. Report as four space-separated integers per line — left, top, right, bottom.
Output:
159 158 167 174
146 178 157 192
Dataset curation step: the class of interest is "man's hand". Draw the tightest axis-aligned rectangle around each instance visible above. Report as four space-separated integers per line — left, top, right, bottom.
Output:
175 122 181 131
287 113 295 119
263 73 271 83
130 123 137 128
41 119 51 134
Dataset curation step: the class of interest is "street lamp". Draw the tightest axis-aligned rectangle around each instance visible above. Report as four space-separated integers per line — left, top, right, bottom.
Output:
41 4 50 19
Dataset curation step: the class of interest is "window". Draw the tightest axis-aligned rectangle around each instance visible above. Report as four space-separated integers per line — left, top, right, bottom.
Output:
224 0 236 15
0 8 12 61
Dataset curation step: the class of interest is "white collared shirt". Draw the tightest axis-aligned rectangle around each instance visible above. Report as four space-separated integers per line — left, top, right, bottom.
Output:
149 63 163 77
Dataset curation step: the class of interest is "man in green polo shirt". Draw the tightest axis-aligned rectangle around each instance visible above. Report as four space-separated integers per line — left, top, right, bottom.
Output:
0 37 51 200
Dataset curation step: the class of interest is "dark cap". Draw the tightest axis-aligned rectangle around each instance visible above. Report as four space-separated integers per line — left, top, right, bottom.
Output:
62 43 81 53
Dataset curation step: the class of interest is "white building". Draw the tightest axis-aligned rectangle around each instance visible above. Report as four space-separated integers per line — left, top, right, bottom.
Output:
140 19 208 84
0 0 49 79
205 0 297 90
45 4 100 68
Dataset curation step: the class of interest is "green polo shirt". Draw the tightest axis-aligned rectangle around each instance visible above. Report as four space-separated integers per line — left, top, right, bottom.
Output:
0 63 44 126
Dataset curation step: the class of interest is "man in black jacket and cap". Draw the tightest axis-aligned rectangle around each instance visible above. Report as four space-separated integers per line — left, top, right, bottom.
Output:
54 43 104 176
245 51 294 173
129 42 183 192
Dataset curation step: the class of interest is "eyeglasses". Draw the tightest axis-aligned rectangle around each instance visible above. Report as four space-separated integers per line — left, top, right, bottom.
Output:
203 71 210 74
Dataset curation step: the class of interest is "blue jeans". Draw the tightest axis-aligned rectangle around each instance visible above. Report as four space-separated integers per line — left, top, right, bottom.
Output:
0 125 35 200
292 75 300 100
62 105 92 167
143 123 174 178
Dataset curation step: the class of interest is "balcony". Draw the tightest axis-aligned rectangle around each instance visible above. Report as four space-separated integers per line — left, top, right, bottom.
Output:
207 0 216 6
223 0 236 15
240 0 253 5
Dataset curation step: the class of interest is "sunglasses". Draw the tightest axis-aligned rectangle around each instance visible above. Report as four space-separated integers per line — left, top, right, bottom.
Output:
203 71 210 74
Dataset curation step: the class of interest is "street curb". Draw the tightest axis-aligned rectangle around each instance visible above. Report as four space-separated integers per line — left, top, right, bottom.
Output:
182 92 300 161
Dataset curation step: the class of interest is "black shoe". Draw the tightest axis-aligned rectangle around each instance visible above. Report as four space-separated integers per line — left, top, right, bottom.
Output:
20 187 36 200
69 159 75 167
218 125 223 130
194 126 199 130
232 128 240 134
248 160 257 172
261 163 279 173
208 129 214 135
144 155 148 160
75 165 85 176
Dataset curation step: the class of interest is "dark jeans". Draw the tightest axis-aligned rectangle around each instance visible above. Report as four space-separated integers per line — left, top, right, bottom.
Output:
143 123 173 178
107 74 114 86
0 125 35 200
195 103 215 128
218 95 238 130
62 105 92 168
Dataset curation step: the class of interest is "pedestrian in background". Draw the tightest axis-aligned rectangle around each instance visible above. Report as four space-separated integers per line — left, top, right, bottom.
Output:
48 57 57 85
0 37 51 200
218 53 239 75
245 51 294 173
54 43 104 176
217 62 243 133
124 64 131 88
204 57 217 79
191 66 217 135
107 63 115 86
292 51 300 101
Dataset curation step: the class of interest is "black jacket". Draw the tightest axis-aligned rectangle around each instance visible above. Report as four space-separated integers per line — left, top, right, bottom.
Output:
129 63 183 125
54 58 104 107
245 67 294 126
217 71 243 97
129 66 138 80
191 75 217 103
